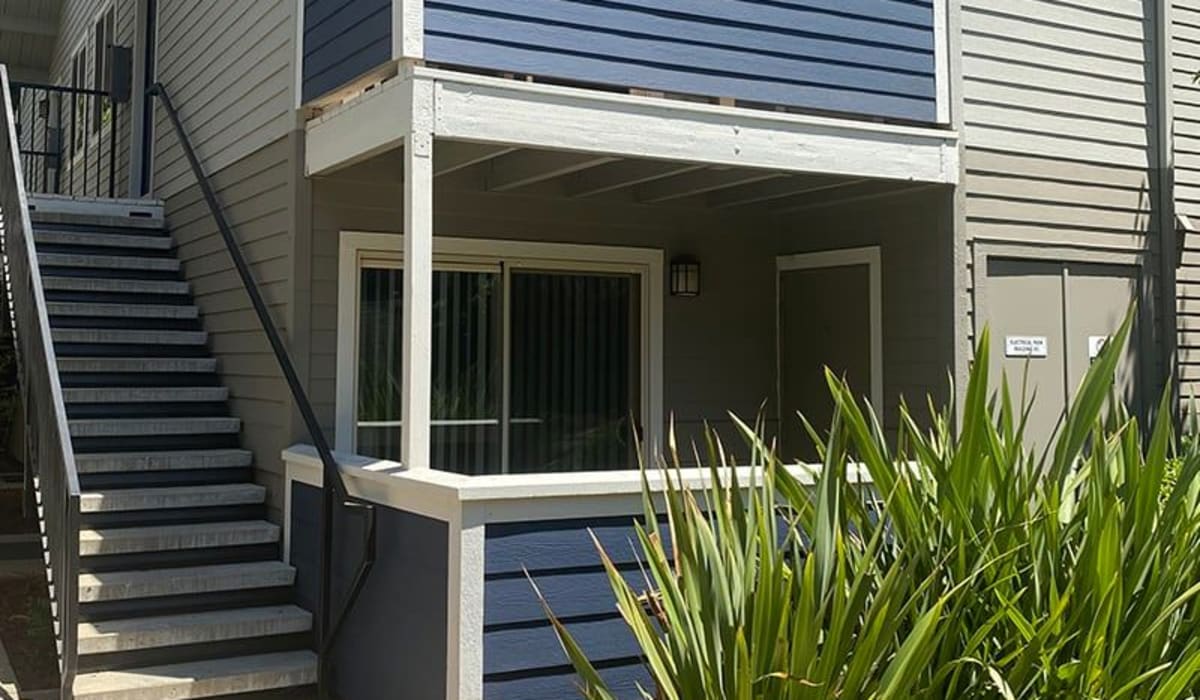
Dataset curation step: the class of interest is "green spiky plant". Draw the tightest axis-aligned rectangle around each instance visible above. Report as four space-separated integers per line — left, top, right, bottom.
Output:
537 309 1200 699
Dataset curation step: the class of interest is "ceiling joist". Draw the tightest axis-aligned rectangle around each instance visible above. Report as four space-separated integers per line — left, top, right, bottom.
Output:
0 15 57 38
564 160 705 198
486 150 616 192
708 175 870 209
433 141 517 178
636 169 782 204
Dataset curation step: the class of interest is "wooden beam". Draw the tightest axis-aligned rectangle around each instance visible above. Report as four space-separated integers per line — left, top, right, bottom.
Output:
773 181 938 213
430 68 959 185
636 169 782 204
433 141 516 177
564 160 705 198
0 15 58 37
401 80 434 470
486 150 615 192
708 175 869 209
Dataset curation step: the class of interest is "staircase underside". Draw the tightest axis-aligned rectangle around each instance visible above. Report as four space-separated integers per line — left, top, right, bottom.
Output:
27 200 317 699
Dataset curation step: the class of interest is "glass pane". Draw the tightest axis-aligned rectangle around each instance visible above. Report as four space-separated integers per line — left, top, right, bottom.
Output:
356 268 403 461
509 271 640 473
356 267 502 474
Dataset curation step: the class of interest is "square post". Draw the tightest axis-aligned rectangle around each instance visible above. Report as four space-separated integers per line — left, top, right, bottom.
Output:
401 75 434 470
394 0 425 61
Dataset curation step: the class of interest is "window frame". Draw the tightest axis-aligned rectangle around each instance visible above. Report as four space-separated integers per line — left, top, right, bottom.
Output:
336 231 665 475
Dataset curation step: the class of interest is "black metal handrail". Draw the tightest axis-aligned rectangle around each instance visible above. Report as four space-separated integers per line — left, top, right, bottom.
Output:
0 67 82 700
10 81 121 198
147 82 376 699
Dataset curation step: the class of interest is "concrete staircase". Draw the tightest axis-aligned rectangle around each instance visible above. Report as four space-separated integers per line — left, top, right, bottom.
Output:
31 202 317 699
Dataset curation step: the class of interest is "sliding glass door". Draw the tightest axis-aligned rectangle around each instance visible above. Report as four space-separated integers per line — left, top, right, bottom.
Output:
356 267 503 474
353 259 642 475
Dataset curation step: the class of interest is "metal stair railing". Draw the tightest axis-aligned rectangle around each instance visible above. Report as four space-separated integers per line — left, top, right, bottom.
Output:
147 81 377 700
0 65 82 700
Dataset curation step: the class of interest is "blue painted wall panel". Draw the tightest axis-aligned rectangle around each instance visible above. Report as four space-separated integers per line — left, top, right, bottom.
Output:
484 516 658 698
290 483 449 700
303 0 392 103
425 0 939 122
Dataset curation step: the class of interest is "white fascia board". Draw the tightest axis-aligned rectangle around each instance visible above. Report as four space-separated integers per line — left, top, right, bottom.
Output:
283 445 879 523
424 68 960 185
305 76 415 176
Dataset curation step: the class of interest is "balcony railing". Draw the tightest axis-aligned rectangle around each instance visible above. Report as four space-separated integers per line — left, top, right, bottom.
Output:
0 67 82 699
10 81 122 198
302 0 946 125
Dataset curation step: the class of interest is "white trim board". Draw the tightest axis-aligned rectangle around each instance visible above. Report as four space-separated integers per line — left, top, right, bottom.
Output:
306 67 960 183
335 230 666 472
776 246 885 425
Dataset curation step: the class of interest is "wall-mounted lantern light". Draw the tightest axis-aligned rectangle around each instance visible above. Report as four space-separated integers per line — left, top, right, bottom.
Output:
670 256 700 297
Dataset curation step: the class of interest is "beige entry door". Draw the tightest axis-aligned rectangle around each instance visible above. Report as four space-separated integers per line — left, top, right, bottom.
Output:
984 258 1141 454
777 248 882 462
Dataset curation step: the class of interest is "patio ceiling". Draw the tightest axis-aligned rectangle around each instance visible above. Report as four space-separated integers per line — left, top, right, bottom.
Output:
0 0 61 82
425 141 936 213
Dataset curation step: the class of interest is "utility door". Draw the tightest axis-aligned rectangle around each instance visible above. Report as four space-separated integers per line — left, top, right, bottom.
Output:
777 248 881 462
983 257 1142 454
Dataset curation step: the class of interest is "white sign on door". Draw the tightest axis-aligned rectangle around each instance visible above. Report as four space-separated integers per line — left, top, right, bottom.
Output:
1006 336 1048 358
1088 335 1109 360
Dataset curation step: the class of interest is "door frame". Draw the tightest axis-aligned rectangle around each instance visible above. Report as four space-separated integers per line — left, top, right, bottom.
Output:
775 246 884 434
128 0 157 197
335 230 665 471
972 241 1155 410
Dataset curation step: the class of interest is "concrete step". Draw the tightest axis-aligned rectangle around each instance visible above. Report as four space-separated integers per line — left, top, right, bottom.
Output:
65 387 229 404
38 252 180 272
80 483 265 513
77 605 311 656
34 229 172 251
81 482 266 513
69 417 240 438
76 449 253 474
53 328 208 346
58 357 217 374
72 650 317 700
42 276 189 295
78 561 296 603
80 520 280 556
47 302 199 320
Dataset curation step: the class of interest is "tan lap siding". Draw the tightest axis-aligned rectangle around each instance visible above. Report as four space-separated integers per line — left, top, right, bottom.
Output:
1174 1 1200 397
152 0 295 199
165 135 297 521
48 0 136 197
961 0 1158 374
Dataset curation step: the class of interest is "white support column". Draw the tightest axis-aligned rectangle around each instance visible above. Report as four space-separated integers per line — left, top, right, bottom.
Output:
393 0 425 61
401 75 434 470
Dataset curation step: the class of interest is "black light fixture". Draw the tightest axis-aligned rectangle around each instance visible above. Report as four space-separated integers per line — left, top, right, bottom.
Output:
670 255 700 297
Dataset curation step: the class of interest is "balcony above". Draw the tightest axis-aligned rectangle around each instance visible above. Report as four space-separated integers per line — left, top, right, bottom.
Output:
301 0 950 126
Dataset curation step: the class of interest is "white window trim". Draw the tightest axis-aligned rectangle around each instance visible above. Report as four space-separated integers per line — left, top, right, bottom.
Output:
336 230 665 474
775 246 884 430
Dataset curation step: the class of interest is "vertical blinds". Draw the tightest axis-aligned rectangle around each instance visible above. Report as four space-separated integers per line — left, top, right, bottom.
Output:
355 265 640 474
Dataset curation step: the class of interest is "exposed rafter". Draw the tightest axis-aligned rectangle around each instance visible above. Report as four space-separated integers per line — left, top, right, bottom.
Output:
708 175 870 209
564 160 705 198
636 169 782 204
773 181 939 213
0 14 57 38
485 150 615 192
433 141 516 178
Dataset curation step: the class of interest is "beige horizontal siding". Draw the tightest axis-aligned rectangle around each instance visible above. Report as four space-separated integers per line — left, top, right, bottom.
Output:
165 134 298 521
46 0 135 197
1175 1 1200 404
962 0 1158 371
153 0 294 199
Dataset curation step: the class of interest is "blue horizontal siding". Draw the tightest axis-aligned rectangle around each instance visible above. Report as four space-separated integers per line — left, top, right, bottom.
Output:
289 483 449 700
425 0 938 122
484 516 657 698
303 0 392 103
